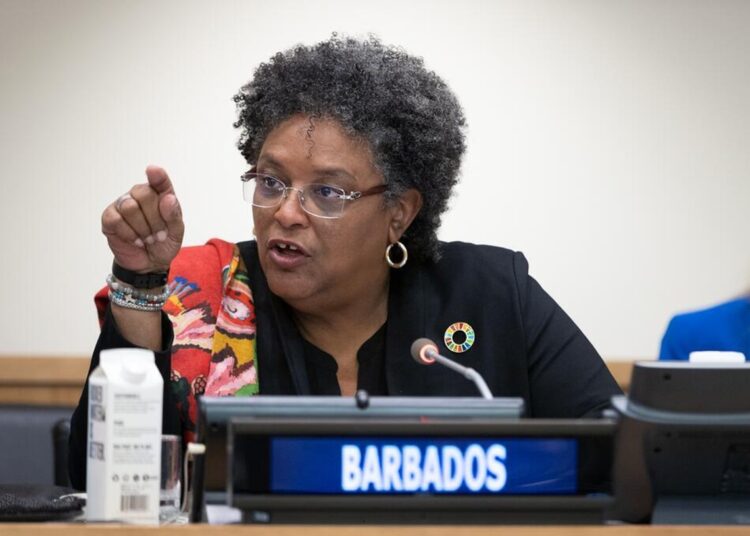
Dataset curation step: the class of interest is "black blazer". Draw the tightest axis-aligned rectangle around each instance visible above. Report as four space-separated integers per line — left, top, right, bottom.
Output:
70 240 620 489
246 240 621 416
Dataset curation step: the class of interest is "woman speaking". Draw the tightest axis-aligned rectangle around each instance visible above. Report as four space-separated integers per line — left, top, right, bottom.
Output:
69 35 620 489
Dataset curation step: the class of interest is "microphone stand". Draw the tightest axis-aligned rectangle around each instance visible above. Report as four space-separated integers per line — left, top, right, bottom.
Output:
425 348 493 400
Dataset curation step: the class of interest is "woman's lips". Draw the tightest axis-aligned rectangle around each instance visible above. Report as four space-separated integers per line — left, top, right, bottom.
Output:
266 239 310 270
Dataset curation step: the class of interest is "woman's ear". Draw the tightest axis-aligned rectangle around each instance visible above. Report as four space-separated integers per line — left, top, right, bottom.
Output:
388 188 423 243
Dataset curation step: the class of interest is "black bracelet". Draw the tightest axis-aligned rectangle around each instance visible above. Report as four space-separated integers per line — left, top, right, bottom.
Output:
112 261 168 289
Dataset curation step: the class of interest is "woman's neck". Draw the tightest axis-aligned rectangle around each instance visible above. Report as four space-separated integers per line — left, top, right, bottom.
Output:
293 280 389 372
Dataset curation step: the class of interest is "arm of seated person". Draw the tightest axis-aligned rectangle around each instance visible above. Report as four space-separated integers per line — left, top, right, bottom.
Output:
659 315 690 360
514 252 622 418
111 303 163 351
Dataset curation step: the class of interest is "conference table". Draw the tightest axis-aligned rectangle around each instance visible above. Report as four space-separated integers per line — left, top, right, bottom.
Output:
3 525 750 535
3 359 747 534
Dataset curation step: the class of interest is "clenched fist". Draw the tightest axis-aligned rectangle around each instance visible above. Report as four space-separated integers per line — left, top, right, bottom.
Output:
101 166 184 273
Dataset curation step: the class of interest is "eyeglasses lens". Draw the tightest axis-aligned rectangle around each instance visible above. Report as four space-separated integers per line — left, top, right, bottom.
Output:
244 174 345 219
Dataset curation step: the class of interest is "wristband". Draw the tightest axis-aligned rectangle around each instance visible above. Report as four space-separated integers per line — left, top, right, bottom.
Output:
112 261 168 289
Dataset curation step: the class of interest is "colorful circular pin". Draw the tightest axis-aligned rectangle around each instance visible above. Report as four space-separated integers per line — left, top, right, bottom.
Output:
443 322 475 353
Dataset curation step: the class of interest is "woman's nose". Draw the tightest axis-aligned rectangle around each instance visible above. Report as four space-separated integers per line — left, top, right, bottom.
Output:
274 188 308 226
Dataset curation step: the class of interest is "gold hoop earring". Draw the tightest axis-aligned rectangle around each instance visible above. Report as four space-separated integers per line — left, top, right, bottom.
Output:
385 241 408 269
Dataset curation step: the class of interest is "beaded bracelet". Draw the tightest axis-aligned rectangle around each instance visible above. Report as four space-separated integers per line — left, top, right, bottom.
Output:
109 292 166 312
107 274 172 311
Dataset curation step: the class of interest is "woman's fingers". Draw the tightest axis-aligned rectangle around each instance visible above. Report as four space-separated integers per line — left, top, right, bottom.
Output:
130 183 166 244
116 178 182 246
101 166 185 273
159 193 185 244
116 190 154 246
102 202 154 273
134 166 182 244
145 165 175 196
102 203 141 246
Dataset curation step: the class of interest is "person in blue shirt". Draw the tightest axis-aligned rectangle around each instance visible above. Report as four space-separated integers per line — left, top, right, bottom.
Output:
659 297 750 360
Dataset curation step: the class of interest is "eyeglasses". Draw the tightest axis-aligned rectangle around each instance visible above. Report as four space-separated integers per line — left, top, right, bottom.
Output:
241 172 388 219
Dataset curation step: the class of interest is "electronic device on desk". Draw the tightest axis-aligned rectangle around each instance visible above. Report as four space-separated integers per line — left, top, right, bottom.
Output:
190 394 615 524
189 394 524 522
611 361 750 524
228 418 615 524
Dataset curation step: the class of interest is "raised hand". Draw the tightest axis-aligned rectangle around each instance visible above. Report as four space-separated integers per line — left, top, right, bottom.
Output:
101 166 185 273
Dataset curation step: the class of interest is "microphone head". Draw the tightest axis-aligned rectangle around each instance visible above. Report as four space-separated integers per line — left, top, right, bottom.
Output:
410 338 438 365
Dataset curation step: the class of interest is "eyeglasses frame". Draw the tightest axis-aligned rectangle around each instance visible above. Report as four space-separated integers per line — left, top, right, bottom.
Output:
241 171 388 219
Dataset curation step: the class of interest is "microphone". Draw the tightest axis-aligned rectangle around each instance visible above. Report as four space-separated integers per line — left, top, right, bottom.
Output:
410 338 493 400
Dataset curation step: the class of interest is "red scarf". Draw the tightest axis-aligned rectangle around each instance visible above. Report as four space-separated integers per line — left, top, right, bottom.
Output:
96 239 259 441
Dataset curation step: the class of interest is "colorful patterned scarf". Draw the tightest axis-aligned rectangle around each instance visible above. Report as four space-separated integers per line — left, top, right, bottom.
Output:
96 239 259 442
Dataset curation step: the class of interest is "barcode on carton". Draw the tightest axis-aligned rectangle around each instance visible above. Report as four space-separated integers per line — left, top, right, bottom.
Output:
89 441 104 461
120 494 149 512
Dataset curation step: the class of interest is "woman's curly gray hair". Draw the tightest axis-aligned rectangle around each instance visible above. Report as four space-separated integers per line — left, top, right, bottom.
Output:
234 35 466 262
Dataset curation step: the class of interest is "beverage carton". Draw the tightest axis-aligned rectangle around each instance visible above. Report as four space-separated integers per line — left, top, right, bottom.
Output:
86 348 163 524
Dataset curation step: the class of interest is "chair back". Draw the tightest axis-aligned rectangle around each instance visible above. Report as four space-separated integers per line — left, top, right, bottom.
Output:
0 405 72 486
